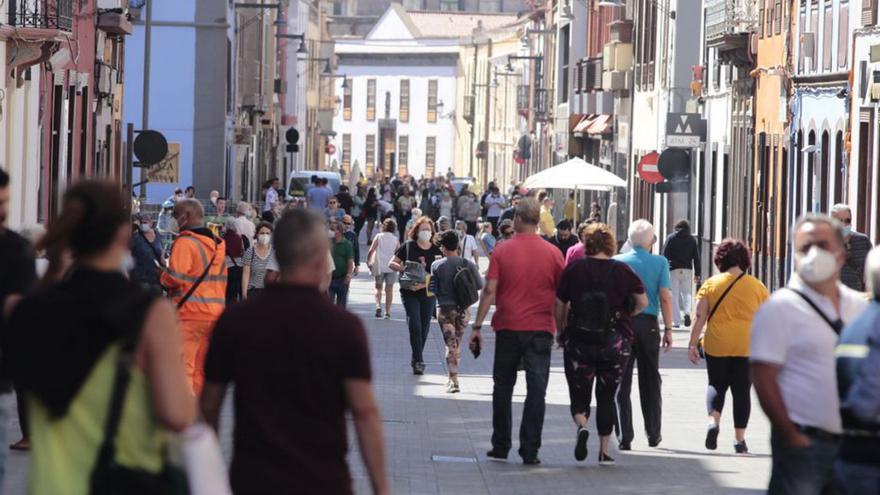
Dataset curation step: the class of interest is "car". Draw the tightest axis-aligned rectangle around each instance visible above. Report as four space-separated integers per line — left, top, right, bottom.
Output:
286 170 342 200
450 177 477 195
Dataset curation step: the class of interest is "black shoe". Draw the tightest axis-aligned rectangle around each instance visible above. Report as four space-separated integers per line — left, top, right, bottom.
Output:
648 436 662 448
412 363 424 375
684 314 692 327
486 449 508 461
375 308 382 318
574 427 589 461
618 442 631 451
734 441 749 454
522 457 541 465
598 452 616 466
705 425 719 450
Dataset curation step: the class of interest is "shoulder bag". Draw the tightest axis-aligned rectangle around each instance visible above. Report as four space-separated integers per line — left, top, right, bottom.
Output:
785 288 844 335
399 242 427 291
175 247 217 311
698 272 746 358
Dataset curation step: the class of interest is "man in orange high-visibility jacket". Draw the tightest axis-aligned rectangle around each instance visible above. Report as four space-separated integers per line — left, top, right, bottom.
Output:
161 199 227 394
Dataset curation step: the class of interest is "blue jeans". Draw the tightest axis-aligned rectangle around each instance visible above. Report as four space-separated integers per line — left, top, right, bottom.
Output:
401 290 436 365
491 330 553 460
769 428 840 495
836 461 880 495
328 277 350 307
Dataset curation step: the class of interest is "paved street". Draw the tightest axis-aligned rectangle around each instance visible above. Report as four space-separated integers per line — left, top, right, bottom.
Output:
2 268 771 494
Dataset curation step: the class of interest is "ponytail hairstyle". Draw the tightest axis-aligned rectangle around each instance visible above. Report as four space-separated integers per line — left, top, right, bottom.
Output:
38 181 129 285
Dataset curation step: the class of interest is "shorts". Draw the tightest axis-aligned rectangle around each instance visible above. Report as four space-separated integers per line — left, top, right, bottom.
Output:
374 272 398 286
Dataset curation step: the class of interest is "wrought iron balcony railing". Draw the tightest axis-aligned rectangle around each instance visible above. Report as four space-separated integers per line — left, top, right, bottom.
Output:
462 94 475 124
705 0 756 41
534 88 552 121
8 0 73 31
516 84 530 115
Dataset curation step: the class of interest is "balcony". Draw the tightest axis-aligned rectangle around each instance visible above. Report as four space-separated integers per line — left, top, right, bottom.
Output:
705 0 754 67
516 85 530 116
8 0 73 31
585 57 603 92
462 94 475 124
534 88 552 122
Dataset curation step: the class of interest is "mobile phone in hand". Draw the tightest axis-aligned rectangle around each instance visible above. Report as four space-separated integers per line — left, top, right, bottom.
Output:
470 338 481 359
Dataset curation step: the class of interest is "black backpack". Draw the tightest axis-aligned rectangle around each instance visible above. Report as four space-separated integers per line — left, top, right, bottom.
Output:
452 258 480 310
568 260 621 345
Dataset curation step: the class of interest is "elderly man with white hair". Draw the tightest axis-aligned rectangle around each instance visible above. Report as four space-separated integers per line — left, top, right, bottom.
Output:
613 219 673 450
835 245 880 493
233 201 256 244
829 204 873 292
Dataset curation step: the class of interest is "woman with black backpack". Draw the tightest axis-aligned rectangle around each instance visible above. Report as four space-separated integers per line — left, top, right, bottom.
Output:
555 223 648 465
429 230 482 393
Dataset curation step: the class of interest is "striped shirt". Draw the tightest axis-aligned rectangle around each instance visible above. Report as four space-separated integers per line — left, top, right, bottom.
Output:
244 246 274 289
842 232 872 292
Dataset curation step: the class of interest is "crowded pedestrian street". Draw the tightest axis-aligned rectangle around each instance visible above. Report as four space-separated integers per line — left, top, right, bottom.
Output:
1 264 772 495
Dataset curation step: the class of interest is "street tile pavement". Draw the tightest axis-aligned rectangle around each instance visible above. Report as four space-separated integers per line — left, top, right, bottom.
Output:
2 268 771 494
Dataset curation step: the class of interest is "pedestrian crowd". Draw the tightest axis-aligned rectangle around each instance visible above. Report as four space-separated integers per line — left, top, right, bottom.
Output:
0 165 877 495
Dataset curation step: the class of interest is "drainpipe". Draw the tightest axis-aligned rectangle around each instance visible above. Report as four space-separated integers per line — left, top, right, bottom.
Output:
469 41 478 178
483 39 493 185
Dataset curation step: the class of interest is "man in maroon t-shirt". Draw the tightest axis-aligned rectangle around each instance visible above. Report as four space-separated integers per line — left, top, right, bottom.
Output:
201 209 388 495
470 198 564 465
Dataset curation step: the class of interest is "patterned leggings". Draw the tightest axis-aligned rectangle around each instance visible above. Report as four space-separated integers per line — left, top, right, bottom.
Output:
437 306 469 378
563 333 631 436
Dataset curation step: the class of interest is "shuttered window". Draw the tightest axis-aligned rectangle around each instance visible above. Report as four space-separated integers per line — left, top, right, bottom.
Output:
823 3 833 70
864 0 875 27
839 2 850 68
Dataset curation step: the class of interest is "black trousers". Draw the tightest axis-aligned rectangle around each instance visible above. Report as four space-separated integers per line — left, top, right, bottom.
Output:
491 330 553 460
563 333 631 436
705 354 751 429
615 315 662 444
401 290 436 365
226 266 243 304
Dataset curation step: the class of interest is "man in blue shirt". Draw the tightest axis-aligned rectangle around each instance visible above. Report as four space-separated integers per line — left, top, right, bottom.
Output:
613 219 673 450
307 177 332 211
836 246 880 492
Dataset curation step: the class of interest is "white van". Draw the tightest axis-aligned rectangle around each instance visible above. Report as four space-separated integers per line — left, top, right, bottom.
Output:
287 170 342 200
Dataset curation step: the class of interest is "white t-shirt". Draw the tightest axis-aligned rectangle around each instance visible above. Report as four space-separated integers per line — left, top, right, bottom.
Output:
233 216 256 242
263 188 279 212
750 275 869 434
484 194 506 217
372 232 398 274
460 233 479 264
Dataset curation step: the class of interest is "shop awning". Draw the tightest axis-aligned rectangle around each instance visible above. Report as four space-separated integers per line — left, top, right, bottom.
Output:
572 114 597 137
587 114 612 135
569 113 587 132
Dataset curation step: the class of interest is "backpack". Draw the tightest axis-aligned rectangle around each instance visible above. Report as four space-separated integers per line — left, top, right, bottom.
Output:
568 260 621 345
452 258 480 310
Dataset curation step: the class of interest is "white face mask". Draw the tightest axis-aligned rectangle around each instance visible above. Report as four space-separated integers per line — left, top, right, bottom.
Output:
257 234 271 246
328 229 336 239
796 246 839 284
139 223 150 232
418 230 432 242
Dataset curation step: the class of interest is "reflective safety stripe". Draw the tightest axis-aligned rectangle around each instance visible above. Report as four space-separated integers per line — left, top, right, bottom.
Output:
165 269 227 284
835 343 870 359
187 296 226 305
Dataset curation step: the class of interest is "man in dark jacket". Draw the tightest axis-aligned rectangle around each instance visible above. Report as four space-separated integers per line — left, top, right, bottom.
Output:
662 219 701 328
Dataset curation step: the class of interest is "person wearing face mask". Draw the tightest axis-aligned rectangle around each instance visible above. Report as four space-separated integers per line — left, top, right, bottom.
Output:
242 222 275 300
389 216 441 375
455 220 480 267
830 204 873 292
751 214 869 495
342 214 360 276
129 214 165 294
160 198 227 394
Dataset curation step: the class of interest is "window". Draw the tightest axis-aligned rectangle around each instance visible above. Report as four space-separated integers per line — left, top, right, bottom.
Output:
333 1 343 15
559 25 570 103
402 0 424 9
398 135 409 176
823 3 832 70
759 2 765 38
775 0 782 34
839 2 850 68
366 79 376 121
342 134 351 172
799 1 806 70
478 0 501 12
427 80 438 123
343 79 352 120
440 0 459 11
811 1 819 70
863 0 876 27
399 79 410 122
425 136 436 178
366 134 375 173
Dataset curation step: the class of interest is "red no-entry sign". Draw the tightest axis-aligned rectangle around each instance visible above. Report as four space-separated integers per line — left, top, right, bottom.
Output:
638 151 663 184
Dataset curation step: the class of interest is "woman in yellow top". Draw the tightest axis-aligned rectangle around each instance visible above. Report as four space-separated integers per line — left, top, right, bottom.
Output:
5 181 196 495
687 239 768 454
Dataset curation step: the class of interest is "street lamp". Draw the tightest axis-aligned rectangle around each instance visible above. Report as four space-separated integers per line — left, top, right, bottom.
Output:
276 33 308 54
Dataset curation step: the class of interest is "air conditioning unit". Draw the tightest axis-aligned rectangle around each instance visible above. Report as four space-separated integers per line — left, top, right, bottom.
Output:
602 71 626 91
603 42 633 72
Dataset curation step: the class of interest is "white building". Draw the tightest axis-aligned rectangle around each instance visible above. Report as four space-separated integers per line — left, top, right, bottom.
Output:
333 5 513 179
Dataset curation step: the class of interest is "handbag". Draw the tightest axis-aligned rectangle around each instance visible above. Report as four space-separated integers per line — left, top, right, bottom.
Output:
398 242 427 291
698 272 746 358
90 320 189 495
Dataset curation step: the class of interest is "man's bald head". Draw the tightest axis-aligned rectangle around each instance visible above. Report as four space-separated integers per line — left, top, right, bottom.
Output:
174 198 204 230
274 208 329 275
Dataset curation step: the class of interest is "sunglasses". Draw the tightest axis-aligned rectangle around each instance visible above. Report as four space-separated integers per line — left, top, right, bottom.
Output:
838 217 852 225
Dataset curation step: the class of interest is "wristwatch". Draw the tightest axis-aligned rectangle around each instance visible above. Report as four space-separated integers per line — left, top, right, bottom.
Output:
472 324 482 330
